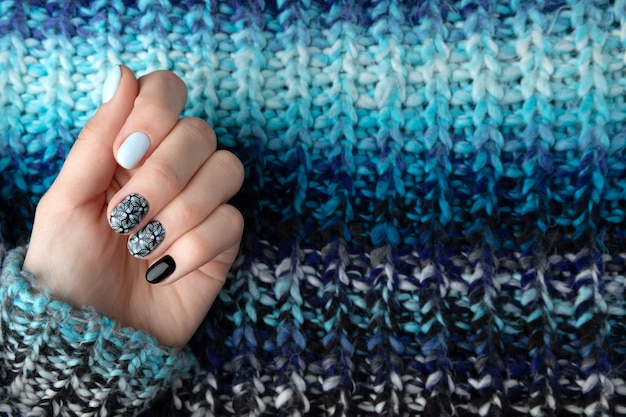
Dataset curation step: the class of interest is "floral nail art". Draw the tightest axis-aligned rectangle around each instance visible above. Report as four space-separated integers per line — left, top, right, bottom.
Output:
110 194 149 234
128 220 166 258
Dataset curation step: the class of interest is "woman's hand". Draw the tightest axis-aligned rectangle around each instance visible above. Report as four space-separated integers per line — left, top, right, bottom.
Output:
23 66 244 347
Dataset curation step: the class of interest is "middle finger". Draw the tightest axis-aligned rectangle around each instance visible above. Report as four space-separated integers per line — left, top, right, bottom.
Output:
107 117 217 235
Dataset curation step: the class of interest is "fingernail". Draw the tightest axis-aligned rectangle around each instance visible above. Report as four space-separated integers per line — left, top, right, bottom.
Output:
102 65 121 104
109 193 149 234
117 132 150 169
146 255 176 284
128 220 166 258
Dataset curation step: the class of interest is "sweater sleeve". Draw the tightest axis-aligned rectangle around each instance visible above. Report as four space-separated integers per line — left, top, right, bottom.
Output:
0 246 198 416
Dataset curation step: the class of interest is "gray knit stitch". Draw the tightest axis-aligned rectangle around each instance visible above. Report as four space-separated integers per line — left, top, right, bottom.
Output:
0 247 196 415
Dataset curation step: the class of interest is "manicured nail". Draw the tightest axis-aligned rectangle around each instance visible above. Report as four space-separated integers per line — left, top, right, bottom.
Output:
128 220 166 258
102 65 121 104
146 255 176 284
117 132 150 169
109 193 149 234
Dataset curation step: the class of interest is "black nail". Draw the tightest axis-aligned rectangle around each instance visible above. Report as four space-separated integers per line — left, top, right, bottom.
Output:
127 220 166 258
110 193 149 234
146 255 176 284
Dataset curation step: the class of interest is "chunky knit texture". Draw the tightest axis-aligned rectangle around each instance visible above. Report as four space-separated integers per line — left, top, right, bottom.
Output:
3 0 626 416
0 247 197 416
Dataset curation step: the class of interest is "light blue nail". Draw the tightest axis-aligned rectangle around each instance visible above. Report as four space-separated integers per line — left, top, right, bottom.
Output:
102 65 121 104
117 132 150 169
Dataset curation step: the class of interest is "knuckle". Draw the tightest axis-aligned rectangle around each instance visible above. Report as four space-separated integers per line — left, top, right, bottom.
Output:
178 199 203 226
134 92 173 118
153 70 187 96
148 157 181 192
186 205 244 264
179 117 217 150
134 72 187 118
219 204 245 239
213 150 245 189
77 123 113 157
77 122 99 143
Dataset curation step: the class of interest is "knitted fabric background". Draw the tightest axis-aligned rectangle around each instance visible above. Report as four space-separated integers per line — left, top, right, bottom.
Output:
3 0 626 416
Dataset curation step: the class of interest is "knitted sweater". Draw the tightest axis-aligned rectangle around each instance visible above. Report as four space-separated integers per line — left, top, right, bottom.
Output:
0 247 197 415
2 1 626 416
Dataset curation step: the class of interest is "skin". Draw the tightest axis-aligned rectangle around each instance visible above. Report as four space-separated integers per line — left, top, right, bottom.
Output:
23 67 244 347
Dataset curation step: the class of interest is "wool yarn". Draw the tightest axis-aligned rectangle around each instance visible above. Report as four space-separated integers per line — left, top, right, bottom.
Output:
0 247 197 415
3 0 626 416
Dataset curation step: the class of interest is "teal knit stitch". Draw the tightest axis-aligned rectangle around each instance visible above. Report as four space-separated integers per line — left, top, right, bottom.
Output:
2 1 626 416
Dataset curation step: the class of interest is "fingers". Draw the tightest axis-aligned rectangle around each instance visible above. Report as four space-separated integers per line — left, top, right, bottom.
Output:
107 112 245 285
113 71 188 169
52 65 138 204
51 67 189 206
135 150 242 256
122 148 244 269
147 204 244 285
107 117 218 234
87 68 244 288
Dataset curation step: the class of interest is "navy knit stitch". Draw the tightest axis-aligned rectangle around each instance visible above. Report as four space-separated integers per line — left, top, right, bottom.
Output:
2 1 626 416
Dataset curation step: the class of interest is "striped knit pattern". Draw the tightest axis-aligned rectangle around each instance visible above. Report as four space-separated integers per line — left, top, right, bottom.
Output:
2 0 626 416
0 247 197 416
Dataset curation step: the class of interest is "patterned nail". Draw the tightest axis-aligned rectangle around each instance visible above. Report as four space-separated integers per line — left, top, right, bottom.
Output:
128 220 166 258
110 194 149 234
146 255 176 284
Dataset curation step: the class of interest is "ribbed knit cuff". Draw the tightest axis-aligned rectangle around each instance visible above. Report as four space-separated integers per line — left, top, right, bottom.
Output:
0 246 197 416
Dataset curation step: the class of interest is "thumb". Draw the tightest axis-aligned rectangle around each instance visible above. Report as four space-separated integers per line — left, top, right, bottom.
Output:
51 65 139 205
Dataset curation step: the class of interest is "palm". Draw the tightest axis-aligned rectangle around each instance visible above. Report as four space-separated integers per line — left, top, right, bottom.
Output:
27 186 224 347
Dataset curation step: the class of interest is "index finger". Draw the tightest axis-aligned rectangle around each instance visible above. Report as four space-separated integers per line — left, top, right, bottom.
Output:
113 70 188 170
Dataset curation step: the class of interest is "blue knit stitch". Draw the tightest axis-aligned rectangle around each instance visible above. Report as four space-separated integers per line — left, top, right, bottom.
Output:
3 1 626 416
